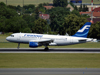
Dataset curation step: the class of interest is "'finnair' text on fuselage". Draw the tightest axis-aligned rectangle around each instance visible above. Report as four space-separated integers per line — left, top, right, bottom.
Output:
24 34 43 38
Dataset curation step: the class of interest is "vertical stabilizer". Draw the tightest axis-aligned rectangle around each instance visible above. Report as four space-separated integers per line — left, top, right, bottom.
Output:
72 22 91 38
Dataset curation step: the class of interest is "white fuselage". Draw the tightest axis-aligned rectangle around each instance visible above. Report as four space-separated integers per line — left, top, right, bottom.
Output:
6 33 92 46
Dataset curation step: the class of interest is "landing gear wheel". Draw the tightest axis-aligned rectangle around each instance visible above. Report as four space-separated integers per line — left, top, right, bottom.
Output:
44 47 49 51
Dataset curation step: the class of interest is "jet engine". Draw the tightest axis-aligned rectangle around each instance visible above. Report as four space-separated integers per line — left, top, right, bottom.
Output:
29 42 41 47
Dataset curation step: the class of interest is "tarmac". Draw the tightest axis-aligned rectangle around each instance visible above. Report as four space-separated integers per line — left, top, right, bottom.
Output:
0 48 100 53
0 68 100 75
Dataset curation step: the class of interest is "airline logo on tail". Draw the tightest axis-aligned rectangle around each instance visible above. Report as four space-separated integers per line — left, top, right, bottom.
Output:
78 25 90 32
72 22 91 38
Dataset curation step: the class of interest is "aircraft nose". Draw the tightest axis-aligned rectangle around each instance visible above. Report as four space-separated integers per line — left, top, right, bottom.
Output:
6 37 10 41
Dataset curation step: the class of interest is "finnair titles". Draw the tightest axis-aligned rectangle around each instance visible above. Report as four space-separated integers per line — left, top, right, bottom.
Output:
23 34 43 38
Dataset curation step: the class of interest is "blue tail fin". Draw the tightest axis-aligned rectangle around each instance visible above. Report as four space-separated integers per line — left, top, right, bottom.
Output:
72 22 91 38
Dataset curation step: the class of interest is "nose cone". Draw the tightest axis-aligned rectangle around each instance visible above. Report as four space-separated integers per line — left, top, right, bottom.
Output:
6 37 10 41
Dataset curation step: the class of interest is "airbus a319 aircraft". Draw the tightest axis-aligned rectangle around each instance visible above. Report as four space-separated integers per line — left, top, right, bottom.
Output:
6 22 92 50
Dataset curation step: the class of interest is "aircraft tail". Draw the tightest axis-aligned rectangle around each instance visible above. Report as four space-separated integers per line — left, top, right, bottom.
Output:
72 22 91 38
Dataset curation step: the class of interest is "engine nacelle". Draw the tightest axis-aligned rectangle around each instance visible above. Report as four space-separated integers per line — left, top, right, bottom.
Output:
29 42 39 48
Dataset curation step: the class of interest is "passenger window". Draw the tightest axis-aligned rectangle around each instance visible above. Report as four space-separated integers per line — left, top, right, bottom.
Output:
11 35 14 37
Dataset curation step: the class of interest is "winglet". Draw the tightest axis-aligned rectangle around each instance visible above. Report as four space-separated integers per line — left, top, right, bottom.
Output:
72 22 91 38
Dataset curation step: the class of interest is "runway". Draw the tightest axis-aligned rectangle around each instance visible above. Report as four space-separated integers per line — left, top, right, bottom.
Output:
0 48 100 53
0 49 100 75
0 68 100 75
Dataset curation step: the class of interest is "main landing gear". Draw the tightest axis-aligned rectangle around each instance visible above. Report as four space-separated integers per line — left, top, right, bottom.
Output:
44 46 49 51
17 43 20 49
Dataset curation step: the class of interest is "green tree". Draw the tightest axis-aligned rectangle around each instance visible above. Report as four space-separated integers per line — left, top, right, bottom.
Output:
23 27 31 33
71 10 80 16
89 22 100 39
16 5 21 11
22 14 35 32
25 8 33 13
0 16 6 32
49 7 70 34
0 8 18 19
85 5 88 11
7 5 16 10
82 4 86 12
79 4 88 12
53 0 68 7
33 18 47 33
63 14 88 35
23 4 35 10
79 4 82 12
23 4 35 14
0 2 29 33
35 7 39 20
0 2 18 32
5 16 29 32
74 5 78 10
0 2 6 7
0 2 18 19
16 5 21 13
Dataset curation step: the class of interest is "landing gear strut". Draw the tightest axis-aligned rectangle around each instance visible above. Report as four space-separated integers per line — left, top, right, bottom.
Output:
17 43 20 49
44 46 49 51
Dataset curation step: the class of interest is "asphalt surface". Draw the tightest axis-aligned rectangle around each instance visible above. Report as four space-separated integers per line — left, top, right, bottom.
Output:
0 48 100 53
0 68 100 75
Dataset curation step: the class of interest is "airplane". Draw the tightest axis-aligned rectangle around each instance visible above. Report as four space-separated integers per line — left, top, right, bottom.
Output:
6 22 93 50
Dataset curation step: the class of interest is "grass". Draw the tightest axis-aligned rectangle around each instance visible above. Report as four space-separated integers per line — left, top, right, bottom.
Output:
0 42 29 48
0 0 53 6
0 0 100 6
0 33 12 43
0 53 100 68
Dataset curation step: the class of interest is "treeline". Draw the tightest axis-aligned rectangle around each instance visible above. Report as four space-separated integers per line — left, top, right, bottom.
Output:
0 2 46 33
0 1 100 39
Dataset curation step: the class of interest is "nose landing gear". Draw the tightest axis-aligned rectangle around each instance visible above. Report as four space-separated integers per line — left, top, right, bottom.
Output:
17 43 20 49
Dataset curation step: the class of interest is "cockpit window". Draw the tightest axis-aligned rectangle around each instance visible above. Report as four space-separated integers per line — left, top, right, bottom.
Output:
11 35 14 37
